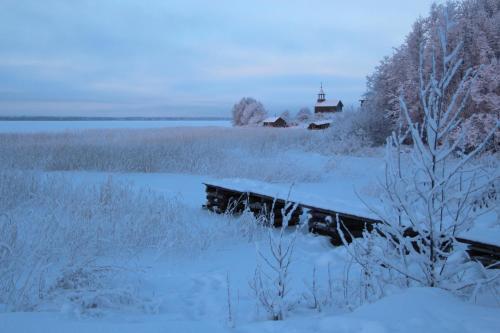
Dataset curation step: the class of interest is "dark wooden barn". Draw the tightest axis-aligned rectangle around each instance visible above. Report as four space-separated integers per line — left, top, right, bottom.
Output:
262 116 287 128
314 84 343 113
308 121 331 130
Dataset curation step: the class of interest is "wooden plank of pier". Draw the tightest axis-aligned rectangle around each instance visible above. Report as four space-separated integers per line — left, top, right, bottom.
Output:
202 182 500 267
203 183 304 226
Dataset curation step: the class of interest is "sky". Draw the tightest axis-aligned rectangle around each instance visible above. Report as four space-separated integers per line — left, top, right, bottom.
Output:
0 0 439 117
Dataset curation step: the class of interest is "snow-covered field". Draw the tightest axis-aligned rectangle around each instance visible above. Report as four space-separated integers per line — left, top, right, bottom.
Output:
0 125 499 332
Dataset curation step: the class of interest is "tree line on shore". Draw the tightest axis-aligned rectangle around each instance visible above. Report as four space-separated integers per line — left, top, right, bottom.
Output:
233 0 499 152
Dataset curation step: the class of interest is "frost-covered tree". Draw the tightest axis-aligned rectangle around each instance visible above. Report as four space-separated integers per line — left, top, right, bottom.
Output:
296 107 312 122
296 107 313 122
231 97 267 126
357 103 394 146
348 11 499 290
279 110 292 123
364 0 499 149
451 112 500 153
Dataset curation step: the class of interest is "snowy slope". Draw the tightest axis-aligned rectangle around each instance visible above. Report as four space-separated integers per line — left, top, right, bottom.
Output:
1 234 498 333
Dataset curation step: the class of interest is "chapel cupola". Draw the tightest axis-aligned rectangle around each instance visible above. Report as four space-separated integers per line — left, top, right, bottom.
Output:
317 83 326 103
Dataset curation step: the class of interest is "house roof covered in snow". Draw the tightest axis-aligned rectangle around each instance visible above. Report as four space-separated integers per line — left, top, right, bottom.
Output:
309 121 331 126
262 116 283 123
315 99 341 107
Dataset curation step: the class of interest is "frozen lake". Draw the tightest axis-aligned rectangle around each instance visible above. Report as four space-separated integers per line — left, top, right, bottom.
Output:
0 120 232 133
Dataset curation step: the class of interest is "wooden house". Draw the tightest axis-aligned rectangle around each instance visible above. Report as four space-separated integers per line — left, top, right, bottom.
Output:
262 116 287 128
307 121 331 130
314 84 343 113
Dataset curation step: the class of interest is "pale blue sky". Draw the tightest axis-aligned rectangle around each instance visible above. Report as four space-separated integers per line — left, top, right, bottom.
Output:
0 0 438 117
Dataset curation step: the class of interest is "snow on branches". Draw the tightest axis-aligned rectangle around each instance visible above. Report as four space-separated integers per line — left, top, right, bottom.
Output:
231 97 268 126
343 10 499 292
364 0 499 150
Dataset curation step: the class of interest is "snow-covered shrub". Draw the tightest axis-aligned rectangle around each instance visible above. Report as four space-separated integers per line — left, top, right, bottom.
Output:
296 107 312 122
232 97 267 126
0 171 259 312
317 111 374 154
45 266 160 317
356 105 394 146
317 105 394 149
230 208 266 242
250 202 301 320
337 224 390 306
301 265 333 312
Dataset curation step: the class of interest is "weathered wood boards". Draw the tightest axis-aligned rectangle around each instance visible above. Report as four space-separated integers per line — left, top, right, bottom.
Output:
456 237 500 267
203 183 500 267
203 183 302 226
304 206 378 245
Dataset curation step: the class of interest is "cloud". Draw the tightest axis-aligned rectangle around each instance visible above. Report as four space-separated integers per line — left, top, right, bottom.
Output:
202 51 370 80
0 0 437 116
87 78 173 98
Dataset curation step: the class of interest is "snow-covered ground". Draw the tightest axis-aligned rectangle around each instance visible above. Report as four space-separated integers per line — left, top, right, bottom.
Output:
1 125 499 332
63 157 499 246
1 232 499 333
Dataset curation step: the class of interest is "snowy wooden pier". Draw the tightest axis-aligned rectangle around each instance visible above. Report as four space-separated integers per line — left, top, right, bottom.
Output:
203 182 500 267
203 182 379 237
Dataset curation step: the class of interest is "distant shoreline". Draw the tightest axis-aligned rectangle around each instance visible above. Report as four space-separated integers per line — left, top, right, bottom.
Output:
0 116 231 121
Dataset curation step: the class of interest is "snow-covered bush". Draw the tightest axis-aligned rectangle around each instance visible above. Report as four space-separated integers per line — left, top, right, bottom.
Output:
45 266 160 317
250 202 301 320
301 265 335 312
337 223 391 306
0 171 260 312
317 111 374 154
356 105 394 146
232 97 267 126
296 107 312 122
